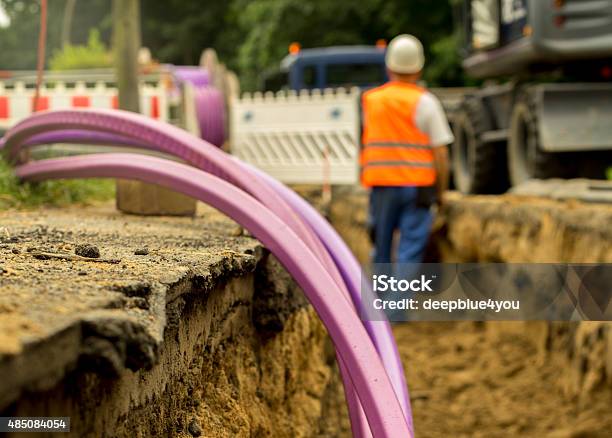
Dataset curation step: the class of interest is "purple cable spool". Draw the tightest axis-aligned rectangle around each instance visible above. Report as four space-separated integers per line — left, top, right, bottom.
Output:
193 86 226 148
171 66 210 87
171 65 226 148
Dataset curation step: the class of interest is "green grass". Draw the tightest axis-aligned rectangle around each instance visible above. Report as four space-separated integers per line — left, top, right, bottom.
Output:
607 167 612 181
0 158 115 209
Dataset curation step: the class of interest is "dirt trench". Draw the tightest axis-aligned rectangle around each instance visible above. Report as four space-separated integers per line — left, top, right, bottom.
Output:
328 188 612 437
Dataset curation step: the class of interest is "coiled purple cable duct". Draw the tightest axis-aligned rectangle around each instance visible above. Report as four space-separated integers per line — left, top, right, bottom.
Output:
2 109 413 436
7 128 410 425
171 66 210 87
5 122 375 437
193 86 226 147
14 153 410 438
3 111 414 436
170 66 226 147
10 129 378 437
9 128 376 436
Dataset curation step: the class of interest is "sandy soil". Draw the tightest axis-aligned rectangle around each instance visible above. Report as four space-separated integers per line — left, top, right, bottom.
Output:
395 321 612 438
326 188 612 437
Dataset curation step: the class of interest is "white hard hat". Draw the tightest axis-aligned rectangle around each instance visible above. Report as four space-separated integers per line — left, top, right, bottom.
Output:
385 34 425 74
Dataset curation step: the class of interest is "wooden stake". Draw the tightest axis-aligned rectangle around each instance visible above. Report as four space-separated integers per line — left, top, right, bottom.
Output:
113 0 195 216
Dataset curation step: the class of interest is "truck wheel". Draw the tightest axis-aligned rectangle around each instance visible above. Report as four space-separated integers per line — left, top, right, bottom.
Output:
452 97 507 194
508 91 574 186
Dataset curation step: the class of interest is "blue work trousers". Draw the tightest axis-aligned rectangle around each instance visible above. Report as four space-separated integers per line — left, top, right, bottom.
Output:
368 186 433 264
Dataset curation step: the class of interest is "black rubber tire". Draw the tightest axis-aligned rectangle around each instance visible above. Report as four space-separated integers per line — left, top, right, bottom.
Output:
508 90 576 186
452 97 508 194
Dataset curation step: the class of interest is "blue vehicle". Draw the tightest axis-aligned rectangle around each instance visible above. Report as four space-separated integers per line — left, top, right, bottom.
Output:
261 45 387 92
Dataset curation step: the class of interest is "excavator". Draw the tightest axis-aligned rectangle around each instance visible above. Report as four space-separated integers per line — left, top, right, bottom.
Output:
452 0 612 193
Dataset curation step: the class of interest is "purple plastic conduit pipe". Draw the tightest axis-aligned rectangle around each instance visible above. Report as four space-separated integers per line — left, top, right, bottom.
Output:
13 153 410 438
24 130 149 149
4 125 410 434
241 161 411 422
7 127 377 437
2 109 413 435
7 130 375 438
4 108 412 434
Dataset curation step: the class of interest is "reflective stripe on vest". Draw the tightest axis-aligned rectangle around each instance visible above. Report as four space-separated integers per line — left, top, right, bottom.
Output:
360 82 435 187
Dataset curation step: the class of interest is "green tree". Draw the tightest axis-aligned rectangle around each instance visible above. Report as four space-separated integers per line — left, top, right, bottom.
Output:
0 0 62 69
140 0 464 88
0 0 111 70
49 29 112 70
0 0 465 87
233 0 463 89
140 0 241 67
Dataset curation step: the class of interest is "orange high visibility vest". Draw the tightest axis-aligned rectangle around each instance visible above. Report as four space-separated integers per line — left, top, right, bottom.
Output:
361 82 436 187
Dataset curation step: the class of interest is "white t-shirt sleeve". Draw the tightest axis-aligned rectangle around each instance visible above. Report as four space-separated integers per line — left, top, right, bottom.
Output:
414 92 455 147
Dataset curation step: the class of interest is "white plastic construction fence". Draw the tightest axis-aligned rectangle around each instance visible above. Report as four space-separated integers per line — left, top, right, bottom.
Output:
230 88 361 185
0 80 169 131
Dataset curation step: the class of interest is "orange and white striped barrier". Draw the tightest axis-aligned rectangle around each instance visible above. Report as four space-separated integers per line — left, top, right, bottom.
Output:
0 81 167 130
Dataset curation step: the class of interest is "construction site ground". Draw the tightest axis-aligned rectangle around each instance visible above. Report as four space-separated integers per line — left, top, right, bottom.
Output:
1 191 611 437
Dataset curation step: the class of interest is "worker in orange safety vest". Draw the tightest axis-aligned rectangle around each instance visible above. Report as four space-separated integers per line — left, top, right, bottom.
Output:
361 34 453 264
